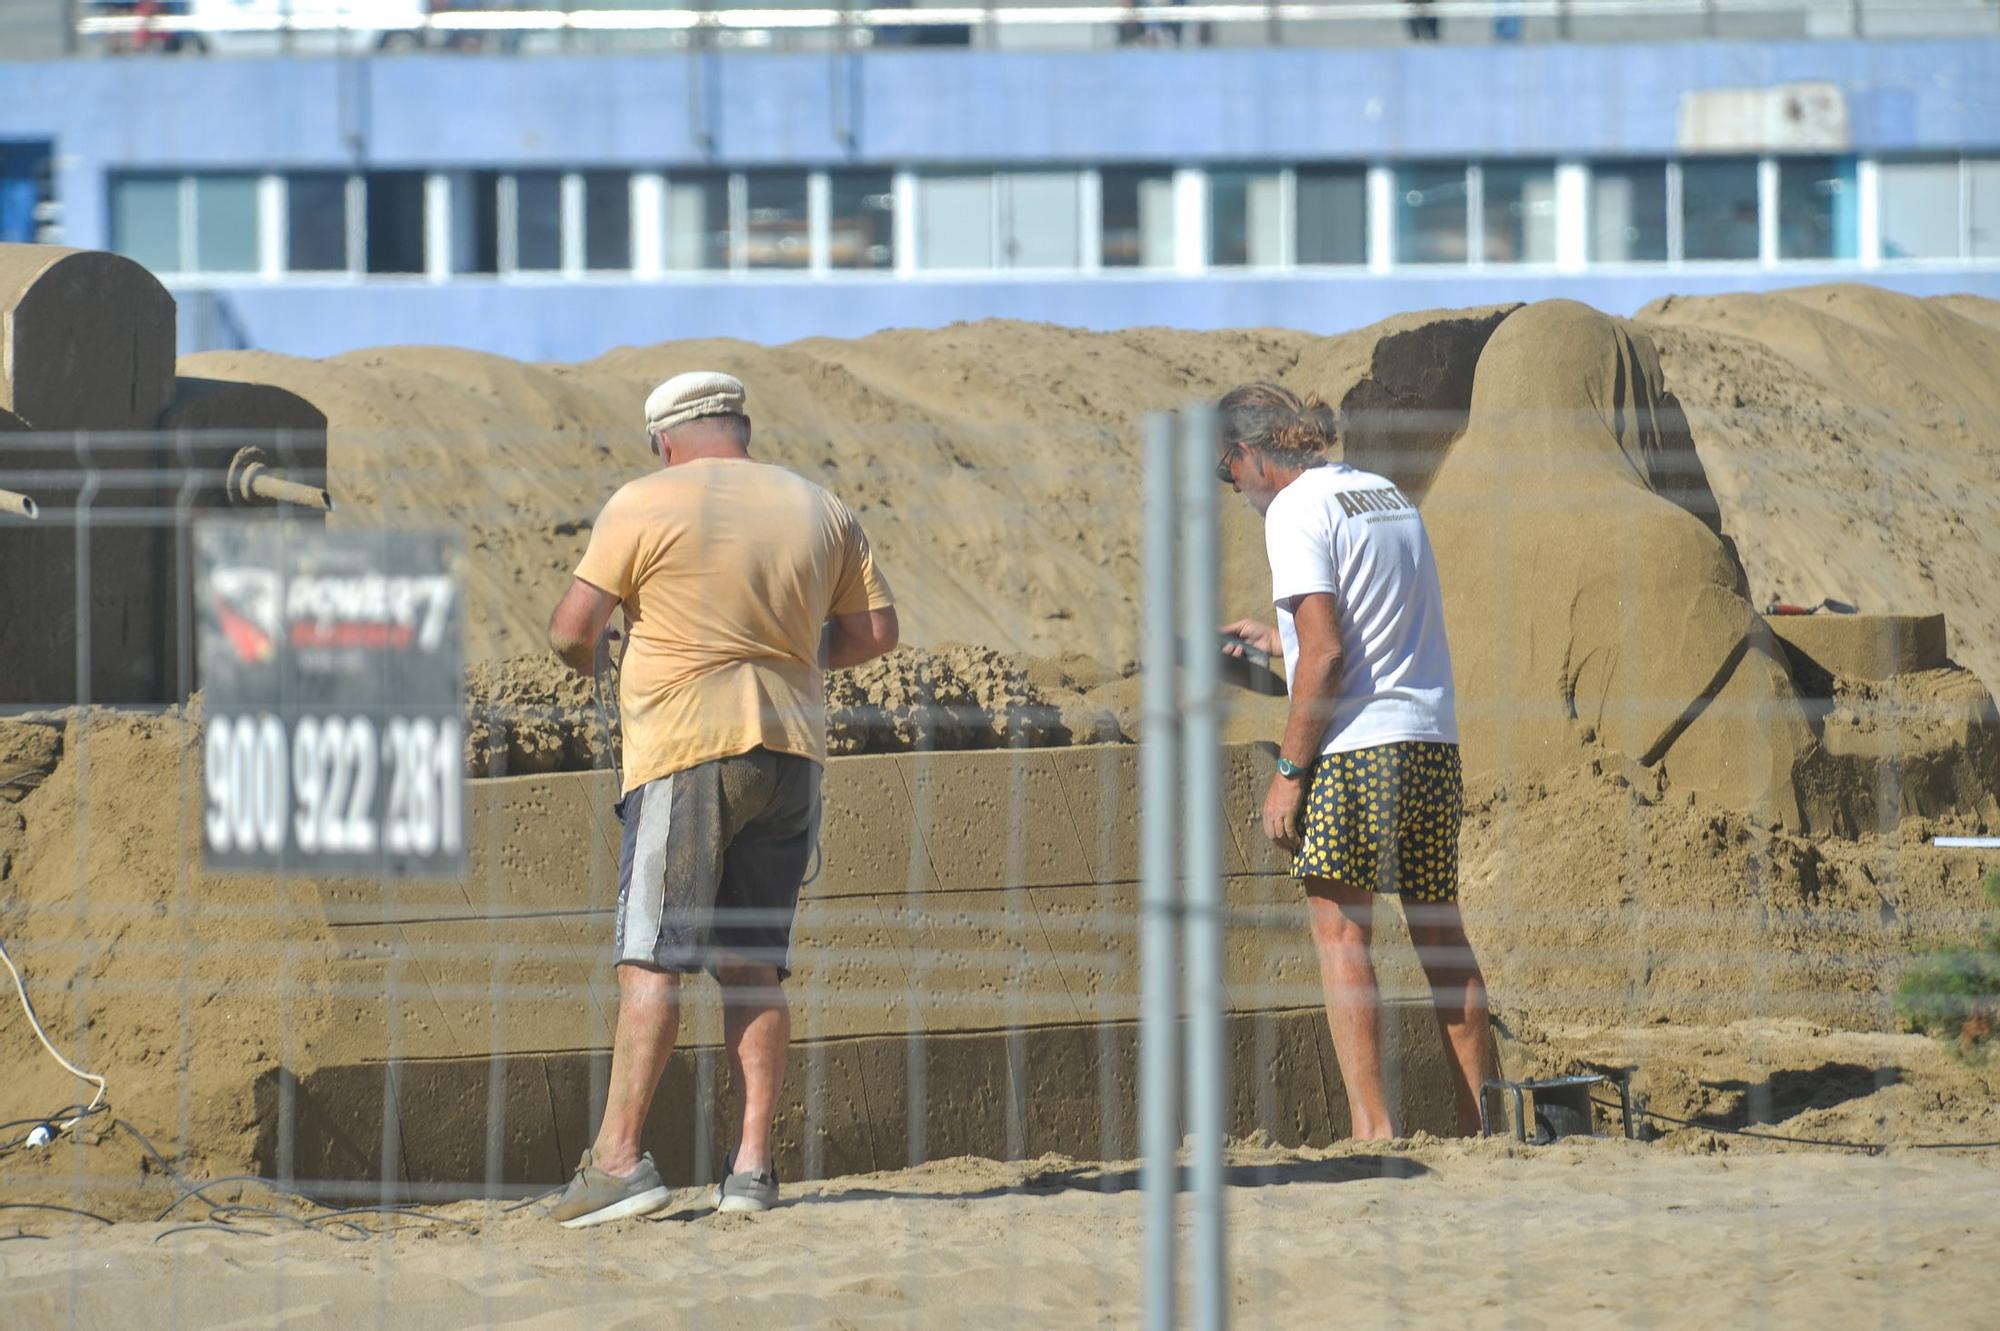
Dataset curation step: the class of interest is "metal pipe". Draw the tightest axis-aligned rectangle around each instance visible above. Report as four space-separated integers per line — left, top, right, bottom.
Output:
229 447 336 512
0 488 38 520
1178 406 1228 1331
1138 412 1182 1331
244 468 336 512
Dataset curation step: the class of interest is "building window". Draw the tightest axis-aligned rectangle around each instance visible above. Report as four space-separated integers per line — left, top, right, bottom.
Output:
583 171 631 271
1482 161 1556 264
1777 156 1856 261
1972 159 2000 259
743 172 810 270
1100 167 1175 269
1000 171 1082 269
828 170 895 270
191 174 260 273
1878 158 1959 260
1208 168 1283 267
665 172 730 272
1588 161 1668 263
514 171 563 272
1295 166 1366 266
1395 163 1469 264
1680 157 1759 261
287 173 350 272
110 174 182 274
364 170 427 274
916 173 994 269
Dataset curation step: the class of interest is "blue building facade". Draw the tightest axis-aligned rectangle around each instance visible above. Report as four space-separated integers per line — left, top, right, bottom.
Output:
2 40 1996 358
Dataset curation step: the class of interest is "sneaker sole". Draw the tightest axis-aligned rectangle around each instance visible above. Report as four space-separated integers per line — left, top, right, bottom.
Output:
558 1184 673 1229
716 1193 774 1214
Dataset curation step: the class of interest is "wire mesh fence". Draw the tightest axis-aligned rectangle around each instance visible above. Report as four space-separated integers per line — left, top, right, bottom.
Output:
0 393 1997 1325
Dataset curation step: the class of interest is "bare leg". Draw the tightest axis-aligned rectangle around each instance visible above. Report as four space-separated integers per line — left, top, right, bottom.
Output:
1305 877 1395 1141
590 963 681 1177
1405 899 1492 1135
717 957 790 1177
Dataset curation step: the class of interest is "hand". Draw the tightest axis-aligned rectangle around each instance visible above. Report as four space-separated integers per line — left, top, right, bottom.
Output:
1262 771 1308 852
1220 618 1280 658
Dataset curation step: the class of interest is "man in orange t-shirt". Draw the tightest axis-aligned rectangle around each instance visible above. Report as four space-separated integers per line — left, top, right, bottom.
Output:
544 371 898 1227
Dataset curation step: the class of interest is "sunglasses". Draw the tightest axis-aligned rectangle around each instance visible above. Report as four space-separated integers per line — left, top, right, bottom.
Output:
1214 442 1241 484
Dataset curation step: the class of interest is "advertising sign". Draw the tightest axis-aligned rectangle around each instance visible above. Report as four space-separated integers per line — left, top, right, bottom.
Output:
196 522 465 878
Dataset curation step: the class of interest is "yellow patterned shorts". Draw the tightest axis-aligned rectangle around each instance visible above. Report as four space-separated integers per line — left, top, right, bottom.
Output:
1294 742 1463 903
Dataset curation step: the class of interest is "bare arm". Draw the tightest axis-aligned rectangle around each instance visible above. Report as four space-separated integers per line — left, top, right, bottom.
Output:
1277 593 1343 768
547 578 620 676
824 606 899 669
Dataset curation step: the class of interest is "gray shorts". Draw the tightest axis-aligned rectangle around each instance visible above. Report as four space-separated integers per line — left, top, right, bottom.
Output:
613 747 820 980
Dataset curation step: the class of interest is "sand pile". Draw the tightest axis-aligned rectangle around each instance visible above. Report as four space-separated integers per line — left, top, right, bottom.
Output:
1640 286 2000 702
460 646 1129 778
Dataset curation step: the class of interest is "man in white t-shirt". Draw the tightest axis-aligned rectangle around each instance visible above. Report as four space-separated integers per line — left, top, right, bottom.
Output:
1216 382 1491 1139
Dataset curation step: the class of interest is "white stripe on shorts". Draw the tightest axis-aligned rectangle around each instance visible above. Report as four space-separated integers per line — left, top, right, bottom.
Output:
621 772 674 964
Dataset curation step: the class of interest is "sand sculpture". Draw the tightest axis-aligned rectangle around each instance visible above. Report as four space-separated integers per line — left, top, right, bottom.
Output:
1422 301 1812 828
0 244 175 432
0 248 179 704
0 246 335 705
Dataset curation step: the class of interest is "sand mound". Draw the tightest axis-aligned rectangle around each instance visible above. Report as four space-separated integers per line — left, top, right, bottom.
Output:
1636 285 2000 702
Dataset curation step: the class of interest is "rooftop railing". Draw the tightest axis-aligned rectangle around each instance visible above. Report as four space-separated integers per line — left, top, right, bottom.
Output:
72 0 2000 55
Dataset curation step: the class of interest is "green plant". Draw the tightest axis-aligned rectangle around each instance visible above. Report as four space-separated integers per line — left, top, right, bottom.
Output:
1897 870 2000 1059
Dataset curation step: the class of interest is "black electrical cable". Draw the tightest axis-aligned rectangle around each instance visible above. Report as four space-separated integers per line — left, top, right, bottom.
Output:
1592 1096 2000 1154
154 1223 270 1243
0 1201 115 1225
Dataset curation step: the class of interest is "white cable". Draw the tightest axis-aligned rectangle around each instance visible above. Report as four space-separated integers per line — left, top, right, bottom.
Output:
0 937 109 1133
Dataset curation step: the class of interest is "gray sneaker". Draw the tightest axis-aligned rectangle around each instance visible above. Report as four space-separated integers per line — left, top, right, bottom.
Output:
550 1149 672 1229
715 1158 779 1214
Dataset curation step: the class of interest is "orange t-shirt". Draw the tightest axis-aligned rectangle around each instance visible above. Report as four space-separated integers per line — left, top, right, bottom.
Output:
574 458 893 792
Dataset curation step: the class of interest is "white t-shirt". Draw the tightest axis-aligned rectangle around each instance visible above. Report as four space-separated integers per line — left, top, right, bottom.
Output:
1264 463 1458 756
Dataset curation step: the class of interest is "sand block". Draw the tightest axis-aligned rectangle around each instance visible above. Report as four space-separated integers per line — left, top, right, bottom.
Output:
787 893 926 1042
900 887 1084 1031
817 752 937 896
1045 744 1141 883
1765 612 1949 684
1224 1008 1343 1146
394 915 612 1058
900 748 1096 890
0 244 175 431
157 374 329 505
313 771 623 924
1220 741 1291 876
1029 877 1430 1021
391 1056 569 1189
322 951 466 1063
272 1004 1458 1192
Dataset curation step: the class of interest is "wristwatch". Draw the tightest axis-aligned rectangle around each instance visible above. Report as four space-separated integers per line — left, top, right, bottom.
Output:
1275 756 1312 780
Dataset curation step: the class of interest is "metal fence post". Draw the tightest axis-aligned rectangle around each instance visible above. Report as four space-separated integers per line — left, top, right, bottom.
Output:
1139 413 1182 1331
1179 407 1228 1331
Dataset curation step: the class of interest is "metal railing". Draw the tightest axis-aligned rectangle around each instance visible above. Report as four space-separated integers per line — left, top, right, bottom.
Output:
72 0 2000 51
